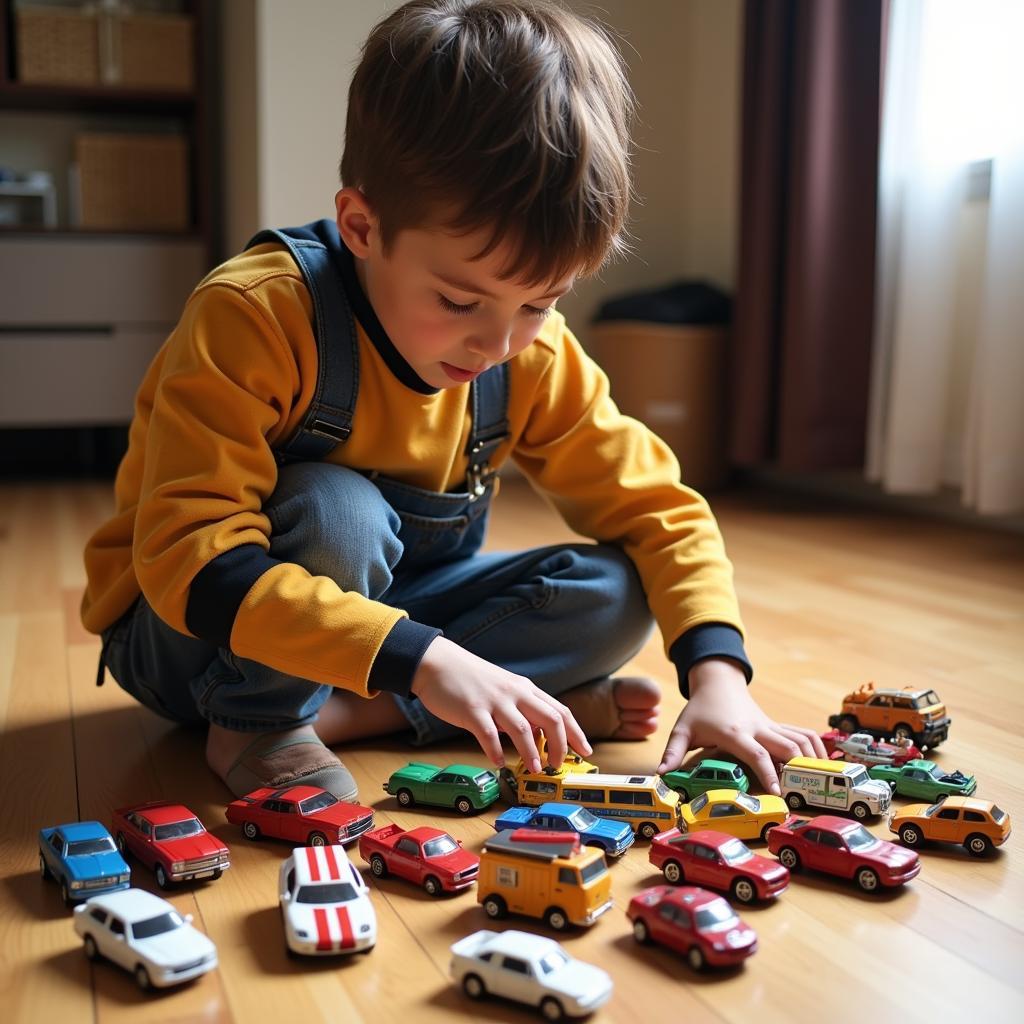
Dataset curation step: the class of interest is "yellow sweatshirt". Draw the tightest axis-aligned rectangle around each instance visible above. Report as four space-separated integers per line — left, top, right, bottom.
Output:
82 238 747 699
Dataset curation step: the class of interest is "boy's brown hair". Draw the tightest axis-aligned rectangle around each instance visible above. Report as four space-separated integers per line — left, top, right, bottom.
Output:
340 0 634 287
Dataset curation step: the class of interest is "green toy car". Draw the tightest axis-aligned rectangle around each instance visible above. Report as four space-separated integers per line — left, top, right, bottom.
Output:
868 759 977 801
661 759 750 801
384 762 501 814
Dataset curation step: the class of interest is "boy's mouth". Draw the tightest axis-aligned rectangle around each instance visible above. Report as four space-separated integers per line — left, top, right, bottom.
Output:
440 362 485 383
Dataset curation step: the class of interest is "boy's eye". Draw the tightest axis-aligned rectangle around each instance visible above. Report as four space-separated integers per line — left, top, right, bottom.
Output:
523 305 553 319
437 293 478 315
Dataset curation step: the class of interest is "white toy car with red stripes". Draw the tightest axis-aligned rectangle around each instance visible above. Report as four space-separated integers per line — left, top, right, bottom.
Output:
279 845 376 956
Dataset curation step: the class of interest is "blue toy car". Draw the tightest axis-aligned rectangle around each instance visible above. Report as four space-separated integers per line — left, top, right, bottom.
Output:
493 802 634 857
38 821 131 907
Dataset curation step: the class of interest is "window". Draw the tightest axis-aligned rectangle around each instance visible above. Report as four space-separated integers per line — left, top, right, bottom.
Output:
138 818 153 837
710 803 742 818
131 912 184 939
937 809 960 821
422 836 458 858
286 869 296 892
691 845 716 861
299 792 338 814
49 833 63 853
108 917 125 936
154 818 203 842
525 781 557 796
88 908 108 925
278 802 296 815
478 952 493 963
262 800 281 813
696 769 714 780
658 903 677 922
496 866 518 887
502 957 531 975
564 787 605 803
609 791 634 806
296 883 357 904
557 867 578 886
434 773 457 785
804 829 822 844
632 792 653 806
830 777 847 789
817 831 843 849
453 776 468 787
963 811 986 823
396 838 419 856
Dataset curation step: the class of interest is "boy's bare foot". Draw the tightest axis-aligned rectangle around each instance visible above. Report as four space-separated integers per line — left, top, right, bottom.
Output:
206 722 358 801
312 688 409 747
561 675 662 741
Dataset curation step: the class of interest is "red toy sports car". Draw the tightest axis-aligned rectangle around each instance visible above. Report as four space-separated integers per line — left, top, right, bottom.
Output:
358 824 480 895
820 730 922 766
766 814 920 892
627 885 757 970
226 786 374 847
648 828 788 904
111 802 229 889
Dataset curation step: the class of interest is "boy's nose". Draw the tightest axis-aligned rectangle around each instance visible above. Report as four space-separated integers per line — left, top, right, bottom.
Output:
467 329 512 361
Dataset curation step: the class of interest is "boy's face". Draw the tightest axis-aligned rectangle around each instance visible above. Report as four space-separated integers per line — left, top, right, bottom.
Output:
336 189 575 390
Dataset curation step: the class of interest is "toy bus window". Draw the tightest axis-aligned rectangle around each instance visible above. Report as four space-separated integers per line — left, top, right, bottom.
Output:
936 809 960 820
396 838 419 856
108 917 125 936
497 866 518 887
609 791 634 805
526 781 557 796
558 867 578 885
709 804 742 817
88 907 108 925
502 957 531 975
963 811 986 822
49 833 63 853
633 792 653 806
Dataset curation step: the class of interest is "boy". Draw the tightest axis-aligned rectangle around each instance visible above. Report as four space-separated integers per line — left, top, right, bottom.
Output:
82 0 823 803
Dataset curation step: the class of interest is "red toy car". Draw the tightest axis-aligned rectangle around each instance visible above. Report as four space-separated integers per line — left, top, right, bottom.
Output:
358 824 480 896
225 786 374 847
627 885 757 970
820 730 922 766
766 814 920 892
648 828 789 904
111 802 230 889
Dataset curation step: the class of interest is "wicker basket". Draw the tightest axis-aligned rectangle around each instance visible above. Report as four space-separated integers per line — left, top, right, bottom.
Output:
75 133 190 231
107 13 195 91
16 6 100 85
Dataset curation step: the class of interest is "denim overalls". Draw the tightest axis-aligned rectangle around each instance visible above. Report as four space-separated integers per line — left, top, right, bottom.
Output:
99 221 653 743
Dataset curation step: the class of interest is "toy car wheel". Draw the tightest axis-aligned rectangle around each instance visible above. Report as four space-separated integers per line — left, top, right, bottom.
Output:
211 869 223 880
60 881 72 906
482 894 507 919
760 823 778 842
778 847 800 871
632 918 650 944
308 831 328 847
155 864 170 890
892 722 914 742
423 875 443 897
839 715 859 733
544 906 569 931
369 854 388 878
540 996 566 1022
663 860 683 884
396 788 415 808
687 945 707 971
965 833 993 857
83 935 99 961
116 832 128 855
134 964 152 991
785 793 805 811
856 867 880 893
638 822 659 841
732 878 757 905
851 802 870 821
462 973 486 1000
38 853 51 880
242 822 260 841
455 796 474 815
898 824 922 847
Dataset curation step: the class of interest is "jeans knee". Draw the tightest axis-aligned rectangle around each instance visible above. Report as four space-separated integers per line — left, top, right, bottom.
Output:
265 463 402 596
587 544 654 653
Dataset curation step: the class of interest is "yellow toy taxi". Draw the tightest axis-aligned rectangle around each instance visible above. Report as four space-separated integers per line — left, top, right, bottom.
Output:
680 790 789 843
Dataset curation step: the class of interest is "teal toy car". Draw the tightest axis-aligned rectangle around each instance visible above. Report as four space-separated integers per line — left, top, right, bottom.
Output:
384 762 500 814
661 759 750 801
869 759 977 801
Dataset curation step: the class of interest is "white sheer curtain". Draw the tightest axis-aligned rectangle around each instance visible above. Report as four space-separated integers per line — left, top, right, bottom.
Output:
866 0 1024 514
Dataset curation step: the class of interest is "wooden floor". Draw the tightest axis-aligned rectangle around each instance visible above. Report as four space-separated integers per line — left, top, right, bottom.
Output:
2 475 1023 1024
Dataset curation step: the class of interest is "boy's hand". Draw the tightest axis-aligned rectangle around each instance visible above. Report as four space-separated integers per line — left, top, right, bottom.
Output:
410 636 591 773
657 658 826 794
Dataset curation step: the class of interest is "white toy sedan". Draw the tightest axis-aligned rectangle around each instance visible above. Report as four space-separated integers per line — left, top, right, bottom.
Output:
279 844 376 955
450 929 612 1021
72 888 217 989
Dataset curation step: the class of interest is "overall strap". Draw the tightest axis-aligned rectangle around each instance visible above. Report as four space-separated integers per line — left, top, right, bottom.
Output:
465 363 510 500
245 220 359 463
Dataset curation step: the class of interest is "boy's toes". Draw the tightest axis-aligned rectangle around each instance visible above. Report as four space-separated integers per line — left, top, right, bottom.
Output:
561 675 662 742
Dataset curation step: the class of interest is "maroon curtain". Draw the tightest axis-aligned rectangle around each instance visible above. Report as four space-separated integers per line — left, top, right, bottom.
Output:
731 0 884 470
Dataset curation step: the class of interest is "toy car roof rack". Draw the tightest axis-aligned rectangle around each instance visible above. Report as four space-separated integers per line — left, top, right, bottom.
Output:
483 829 581 861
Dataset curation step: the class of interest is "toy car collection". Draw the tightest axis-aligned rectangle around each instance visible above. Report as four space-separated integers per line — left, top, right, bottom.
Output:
477 829 612 930
38 821 131 907
358 824 480 895
820 731 922 767
384 762 500 813
627 885 758 970
73 888 217 989
828 682 950 748
660 758 750 801
679 790 789 841
889 796 1012 856
648 828 789 903
767 815 921 891
869 759 977 801
226 785 374 846
450 928 613 1020
111 802 230 889
493 801 634 857
780 757 892 819
279 845 376 955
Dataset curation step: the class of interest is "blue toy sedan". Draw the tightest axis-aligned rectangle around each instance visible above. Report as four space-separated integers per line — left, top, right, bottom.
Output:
493 802 634 857
39 821 131 907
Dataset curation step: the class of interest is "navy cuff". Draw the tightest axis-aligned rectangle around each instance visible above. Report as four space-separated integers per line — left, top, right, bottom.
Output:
669 623 753 699
367 617 443 699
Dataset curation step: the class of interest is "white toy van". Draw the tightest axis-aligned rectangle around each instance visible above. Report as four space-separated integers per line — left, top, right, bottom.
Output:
780 757 892 820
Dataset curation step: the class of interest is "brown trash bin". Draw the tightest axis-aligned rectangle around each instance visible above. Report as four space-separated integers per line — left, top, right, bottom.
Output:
587 321 729 493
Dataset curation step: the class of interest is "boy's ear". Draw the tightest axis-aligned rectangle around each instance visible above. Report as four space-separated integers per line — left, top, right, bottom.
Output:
335 187 377 258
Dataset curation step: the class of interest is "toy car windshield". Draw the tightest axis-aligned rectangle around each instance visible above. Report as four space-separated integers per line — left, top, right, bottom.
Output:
734 793 760 812
67 838 116 856
296 882 357 904
154 818 204 841
538 949 571 974
843 826 879 851
422 836 459 857
132 912 185 939
720 839 754 865
654 778 673 799
579 859 608 884
695 901 738 930
992 806 1007 823
473 772 496 787
913 691 941 708
689 793 709 813
568 808 599 829
298 792 338 813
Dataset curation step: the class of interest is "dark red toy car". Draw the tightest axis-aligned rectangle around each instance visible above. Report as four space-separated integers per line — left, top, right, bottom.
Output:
358 824 480 896
111 802 230 889
225 785 374 847
766 814 920 892
627 885 757 970
648 828 789 904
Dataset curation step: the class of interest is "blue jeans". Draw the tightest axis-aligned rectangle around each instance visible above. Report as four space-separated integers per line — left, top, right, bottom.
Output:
101 463 654 744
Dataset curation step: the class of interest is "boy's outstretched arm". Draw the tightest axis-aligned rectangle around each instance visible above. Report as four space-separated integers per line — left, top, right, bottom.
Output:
410 636 589 774
657 658 827 794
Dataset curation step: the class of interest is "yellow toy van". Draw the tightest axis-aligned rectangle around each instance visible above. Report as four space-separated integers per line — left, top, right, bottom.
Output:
477 829 612 931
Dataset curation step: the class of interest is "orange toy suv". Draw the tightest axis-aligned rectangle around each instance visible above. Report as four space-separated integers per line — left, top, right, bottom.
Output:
890 796 1011 857
828 682 950 749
